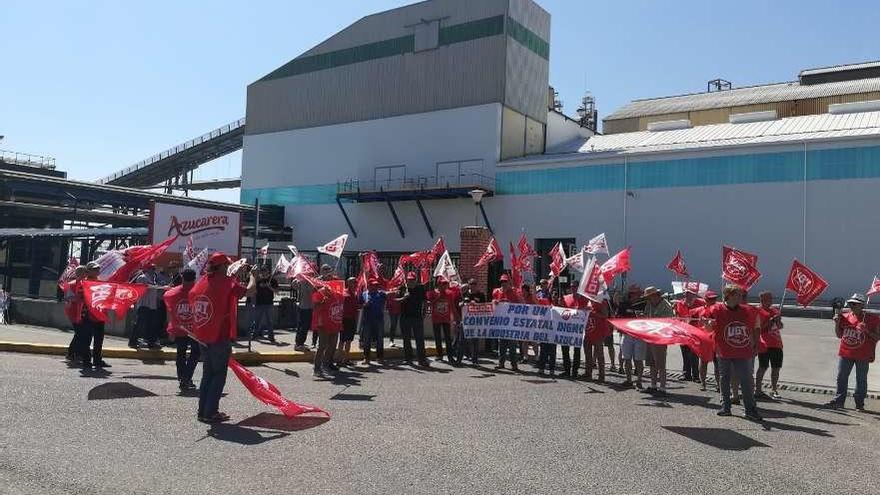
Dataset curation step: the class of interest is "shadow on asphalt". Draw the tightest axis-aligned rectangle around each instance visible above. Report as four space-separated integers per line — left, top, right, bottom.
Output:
330 392 376 401
663 426 770 451
260 364 300 378
122 374 178 381
759 419 833 437
237 412 329 432
207 424 289 445
87 382 157 400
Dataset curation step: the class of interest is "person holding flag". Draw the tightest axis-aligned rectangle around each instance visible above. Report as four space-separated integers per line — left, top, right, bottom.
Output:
492 274 521 371
335 277 360 367
361 278 387 365
78 262 112 371
163 269 200 391
428 277 458 363
561 285 589 379
705 285 763 421
456 279 485 366
674 288 704 382
397 271 429 367
63 266 87 364
642 287 674 395
584 294 611 383
824 293 880 411
312 265 344 378
189 252 249 423
754 291 784 399
690 290 720 391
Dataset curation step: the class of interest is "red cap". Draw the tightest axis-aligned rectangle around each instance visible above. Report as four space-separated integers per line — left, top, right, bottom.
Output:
499 274 510 282
208 252 231 266
406 271 417 281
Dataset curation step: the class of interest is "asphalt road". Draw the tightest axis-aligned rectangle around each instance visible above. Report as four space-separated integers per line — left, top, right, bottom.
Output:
2 352 880 495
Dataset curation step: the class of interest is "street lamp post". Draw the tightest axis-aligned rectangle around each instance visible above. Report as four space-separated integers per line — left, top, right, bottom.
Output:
468 189 485 227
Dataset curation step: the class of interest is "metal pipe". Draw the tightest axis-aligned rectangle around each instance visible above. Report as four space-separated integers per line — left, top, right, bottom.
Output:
803 141 808 262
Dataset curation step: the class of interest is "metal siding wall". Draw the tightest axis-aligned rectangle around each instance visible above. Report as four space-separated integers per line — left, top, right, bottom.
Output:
504 40 549 123
501 107 526 160
602 118 639 134
246 36 507 135
508 0 551 39
300 0 509 57
638 112 690 129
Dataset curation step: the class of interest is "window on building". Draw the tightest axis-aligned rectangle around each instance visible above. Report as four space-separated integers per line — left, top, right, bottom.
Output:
414 19 440 52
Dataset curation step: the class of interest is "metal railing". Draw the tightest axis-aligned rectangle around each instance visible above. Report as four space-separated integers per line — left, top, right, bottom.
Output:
98 117 246 183
337 173 495 195
0 149 56 169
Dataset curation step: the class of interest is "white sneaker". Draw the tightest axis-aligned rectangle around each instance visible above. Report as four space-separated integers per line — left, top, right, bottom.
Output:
294 344 308 352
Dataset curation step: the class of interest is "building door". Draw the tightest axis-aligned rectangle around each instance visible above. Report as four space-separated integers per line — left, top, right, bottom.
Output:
535 237 576 291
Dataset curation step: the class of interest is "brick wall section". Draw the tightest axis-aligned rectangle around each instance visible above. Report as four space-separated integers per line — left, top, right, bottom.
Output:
459 226 490 295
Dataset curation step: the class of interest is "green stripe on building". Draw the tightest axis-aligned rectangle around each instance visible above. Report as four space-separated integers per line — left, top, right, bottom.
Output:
259 15 550 82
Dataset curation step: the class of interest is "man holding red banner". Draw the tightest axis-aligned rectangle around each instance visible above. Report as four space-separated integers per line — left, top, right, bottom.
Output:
584 295 611 383
674 288 704 382
80 262 111 371
705 285 763 421
492 274 521 371
824 293 880 411
642 287 674 395
190 253 249 424
428 277 458 363
561 285 589 379
63 266 87 364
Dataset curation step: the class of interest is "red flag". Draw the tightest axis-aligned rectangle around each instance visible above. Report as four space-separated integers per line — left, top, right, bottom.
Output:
548 242 567 278
721 245 761 290
474 237 503 268
609 318 715 362
288 255 317 281
81 280 148 322
577 256 603 298
785 259 828 306
867 276 880 297
666 250 689 278
228 358 329 418
106 235 179 283
517 233 537 260
387 264 406 290
585 233 609 255
182 236 196 265
600 247 632 285
509 242 522 288
430 237 447 262
356 251 387 294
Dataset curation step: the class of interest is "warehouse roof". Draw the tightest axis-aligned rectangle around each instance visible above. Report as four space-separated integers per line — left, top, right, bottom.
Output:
604 76 880 120
800 60 880 77
505 110 880 166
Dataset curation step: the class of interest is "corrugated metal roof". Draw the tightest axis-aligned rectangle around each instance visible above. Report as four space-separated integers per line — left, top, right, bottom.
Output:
517 111 880 163
604 77 880 120
800 61 880 77
0 227 148 239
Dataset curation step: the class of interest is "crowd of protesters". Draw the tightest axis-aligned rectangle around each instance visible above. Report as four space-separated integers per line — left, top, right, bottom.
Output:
59 252 879 424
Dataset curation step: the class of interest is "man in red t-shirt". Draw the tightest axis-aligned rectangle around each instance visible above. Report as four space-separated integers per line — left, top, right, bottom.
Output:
492 274 521 371
561 286 590 379
824 293 880 411
754 291 784 399
312 265 344 378
674 289 705 382
189 252 249 423
690 290 719 391
163 268 199 391
706 285 762 421
64 266 87 364
335 277 360 367
428 277 458 363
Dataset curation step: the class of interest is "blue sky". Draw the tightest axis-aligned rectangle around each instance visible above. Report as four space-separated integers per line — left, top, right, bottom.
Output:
2 0 877 203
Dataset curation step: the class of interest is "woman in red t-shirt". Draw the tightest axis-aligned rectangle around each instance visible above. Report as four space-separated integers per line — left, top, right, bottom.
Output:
824 293 880 410
754 291 784 399
334 277 361 367
312 266 344 379
427 278 458 363
584 296 610 383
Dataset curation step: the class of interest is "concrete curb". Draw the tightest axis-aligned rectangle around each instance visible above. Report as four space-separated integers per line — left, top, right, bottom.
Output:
662 370 880 400
0 341 437 365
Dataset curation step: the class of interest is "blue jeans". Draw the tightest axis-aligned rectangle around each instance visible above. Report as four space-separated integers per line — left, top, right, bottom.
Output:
719 357 758 414
250 304 274 339
198 341 231 419
833 357 870 407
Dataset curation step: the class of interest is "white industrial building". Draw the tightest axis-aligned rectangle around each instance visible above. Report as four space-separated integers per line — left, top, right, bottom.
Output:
241 0 880 299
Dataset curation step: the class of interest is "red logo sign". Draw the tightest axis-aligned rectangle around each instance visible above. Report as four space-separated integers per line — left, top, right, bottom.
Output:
841 326 866 349
192 295 214 327
724 322 751 348
167 215 229 237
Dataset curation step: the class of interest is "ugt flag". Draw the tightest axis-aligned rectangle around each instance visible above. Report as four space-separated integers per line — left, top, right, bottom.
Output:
666 250 689 278
228 358 329 418
867 276 880 297
721 245 761 290
517 233 538 261
600 247 631 285
474 237 503 268
609 318 715 362
433 250 461 285
549 242 568 278
577 256 603 299
81 280 148 322
584 233 609 255
317 234 348 258
786 259 828 306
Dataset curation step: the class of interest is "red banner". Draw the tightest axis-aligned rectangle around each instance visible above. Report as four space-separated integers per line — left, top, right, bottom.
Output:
106 235 180 283
609 317 715 362
721 245 761 290
509 241 522 288
517 233 537 260
549 242 567 278
228 358 329 418
81 280 148 322
600 247 631 285
868 276 880 297
666 250 689 278
785 259 828 306
430 237 447 262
